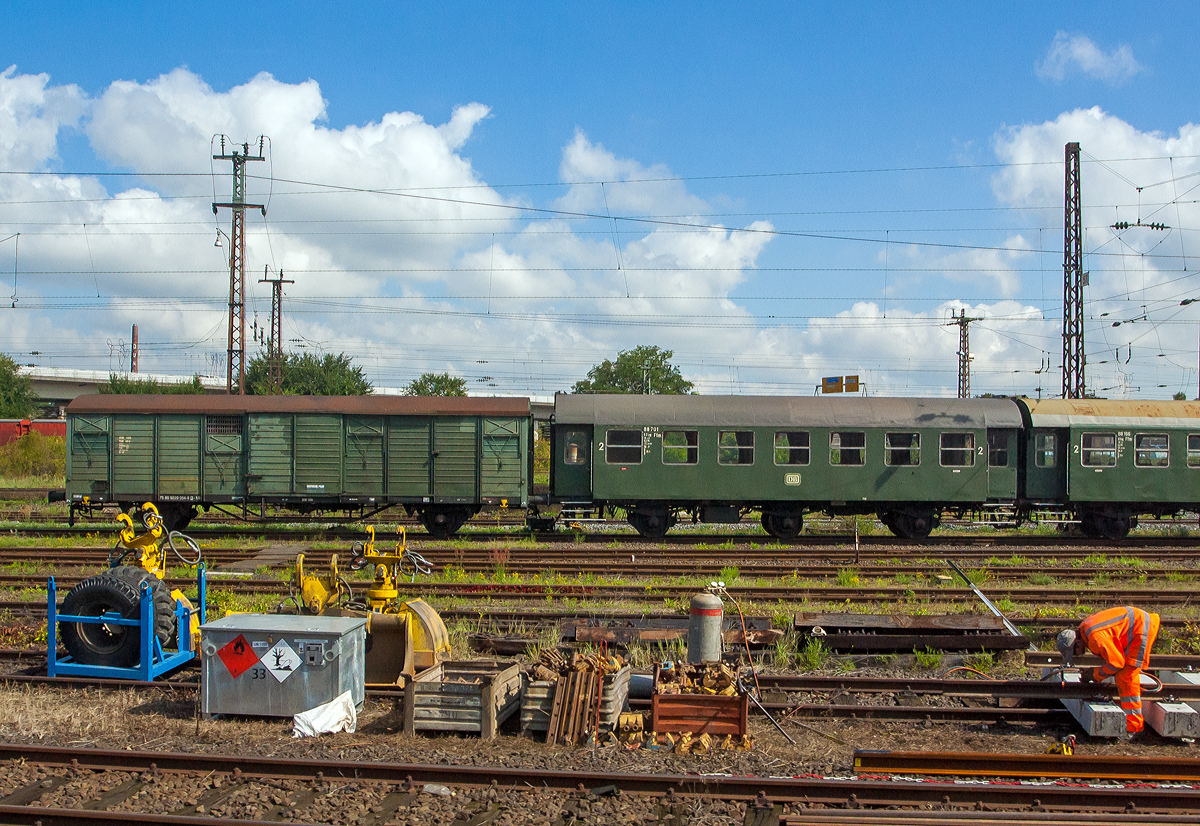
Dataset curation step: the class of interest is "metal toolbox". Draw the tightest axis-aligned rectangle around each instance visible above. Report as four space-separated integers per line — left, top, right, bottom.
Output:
200 614 367 717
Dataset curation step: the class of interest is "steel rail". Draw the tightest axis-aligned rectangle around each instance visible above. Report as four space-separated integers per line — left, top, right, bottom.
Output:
6 582 1199 608
852 749 1200 782
8 522 1200 549
5 743 1200 811
779 814 1200 825
0 673 1075 724
0 807 284 826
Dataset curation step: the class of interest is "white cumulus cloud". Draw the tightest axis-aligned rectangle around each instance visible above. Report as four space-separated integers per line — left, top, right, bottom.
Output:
1036 33 1144 85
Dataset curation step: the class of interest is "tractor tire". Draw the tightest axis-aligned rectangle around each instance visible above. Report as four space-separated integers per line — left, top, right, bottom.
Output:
59 567 176 667
109 566 178 647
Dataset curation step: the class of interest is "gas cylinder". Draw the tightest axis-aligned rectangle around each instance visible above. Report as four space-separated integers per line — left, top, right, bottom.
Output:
687 591 723 663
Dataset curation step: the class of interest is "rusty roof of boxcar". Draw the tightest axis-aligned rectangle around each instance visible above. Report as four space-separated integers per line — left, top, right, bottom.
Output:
66 394 530 417
554 394 1023 428
1019 398 1200 428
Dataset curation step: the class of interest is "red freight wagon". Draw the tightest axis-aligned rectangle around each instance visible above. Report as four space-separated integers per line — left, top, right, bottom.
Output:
0 419 66 447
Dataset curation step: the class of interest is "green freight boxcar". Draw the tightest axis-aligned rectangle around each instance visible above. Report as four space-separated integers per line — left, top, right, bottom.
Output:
65 395 532 536
550 394 1023 539
1017 398 1200 539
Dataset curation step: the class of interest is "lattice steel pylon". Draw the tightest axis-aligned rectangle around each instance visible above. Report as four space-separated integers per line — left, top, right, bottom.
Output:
1062 141 1085 399
258 267 293 395
213 136 266 395
952 309 979 398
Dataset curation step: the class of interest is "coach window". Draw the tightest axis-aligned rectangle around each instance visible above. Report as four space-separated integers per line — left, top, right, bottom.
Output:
563 432 587 464
939 432 975 467
1188 435 1200 467
605 429 643 465
663 430 699 465
1081 432 1117 467
718 431 754 465
830 431 866 466
774 431 810 465
1134 433 1169 467
884 432 919 466
987 432 1009 467
1035 433 1057 467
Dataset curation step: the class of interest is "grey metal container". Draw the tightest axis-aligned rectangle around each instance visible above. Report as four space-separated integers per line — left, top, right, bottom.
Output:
200 614 367 717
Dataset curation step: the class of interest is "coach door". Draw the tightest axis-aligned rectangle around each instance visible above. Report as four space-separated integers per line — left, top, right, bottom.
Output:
553 426 592 500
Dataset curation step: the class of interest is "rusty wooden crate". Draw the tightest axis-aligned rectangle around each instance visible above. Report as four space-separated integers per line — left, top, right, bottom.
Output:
520 665 631 737
650 693 748 736
402 659 521 738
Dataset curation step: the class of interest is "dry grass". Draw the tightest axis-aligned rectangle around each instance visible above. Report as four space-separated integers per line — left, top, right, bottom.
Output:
0 685 180 740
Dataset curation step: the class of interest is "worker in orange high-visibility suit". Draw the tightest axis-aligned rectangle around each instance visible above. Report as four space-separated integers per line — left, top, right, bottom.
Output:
1057 606 1160 734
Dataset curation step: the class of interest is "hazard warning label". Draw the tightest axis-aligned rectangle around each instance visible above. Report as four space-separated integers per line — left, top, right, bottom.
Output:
217 634 259 679
261 639 301 683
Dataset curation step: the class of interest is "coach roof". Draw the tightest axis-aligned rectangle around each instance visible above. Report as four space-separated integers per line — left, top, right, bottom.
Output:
554 394 1023 429
1019 398 1200 429
66 394 531 417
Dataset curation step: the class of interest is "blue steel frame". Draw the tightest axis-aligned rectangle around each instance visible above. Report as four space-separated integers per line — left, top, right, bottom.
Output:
47 564 207 681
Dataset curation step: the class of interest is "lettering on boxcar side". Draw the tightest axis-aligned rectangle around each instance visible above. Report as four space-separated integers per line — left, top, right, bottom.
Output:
785 473 801 486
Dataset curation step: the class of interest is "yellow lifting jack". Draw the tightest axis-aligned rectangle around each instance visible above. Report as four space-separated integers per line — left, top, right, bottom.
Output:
283 525 450 685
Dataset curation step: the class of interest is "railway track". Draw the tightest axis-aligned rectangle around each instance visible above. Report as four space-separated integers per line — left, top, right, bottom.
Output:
6 520 1200 549
3 742 1200 822
1 579 1198 611
0 554 1196 584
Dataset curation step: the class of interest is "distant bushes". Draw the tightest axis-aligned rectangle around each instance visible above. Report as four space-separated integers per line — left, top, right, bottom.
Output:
98 374 206 394
0 432 66 479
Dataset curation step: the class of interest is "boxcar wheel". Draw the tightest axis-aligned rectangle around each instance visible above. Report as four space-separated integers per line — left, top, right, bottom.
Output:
156 504 197 532
761 510 803 540
59 567 176 667
420 507 469 538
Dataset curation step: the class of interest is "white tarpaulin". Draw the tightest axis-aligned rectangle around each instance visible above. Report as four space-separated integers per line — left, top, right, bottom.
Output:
293 690 357 738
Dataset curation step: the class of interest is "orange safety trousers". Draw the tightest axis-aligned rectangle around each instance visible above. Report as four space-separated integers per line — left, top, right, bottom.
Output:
1079 606 1160 733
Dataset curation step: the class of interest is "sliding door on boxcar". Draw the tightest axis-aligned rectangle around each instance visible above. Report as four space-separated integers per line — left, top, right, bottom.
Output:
247 414 293 496
111 416 155 500
344 416 385 497
157 415 202 498
433 417 477 502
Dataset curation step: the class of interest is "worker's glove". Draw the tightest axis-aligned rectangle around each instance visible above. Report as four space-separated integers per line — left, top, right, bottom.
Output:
1079 670 1097 684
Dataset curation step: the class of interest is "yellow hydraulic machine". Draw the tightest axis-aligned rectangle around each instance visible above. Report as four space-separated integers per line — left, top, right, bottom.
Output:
112 503 204 650
285 526 450 685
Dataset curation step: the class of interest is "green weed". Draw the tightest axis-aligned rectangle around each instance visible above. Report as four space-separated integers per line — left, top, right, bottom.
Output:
719 565 740 585
796 637 831 671
771 632 799 670
914 646 943 669
835 568 860 587
963 651 996 673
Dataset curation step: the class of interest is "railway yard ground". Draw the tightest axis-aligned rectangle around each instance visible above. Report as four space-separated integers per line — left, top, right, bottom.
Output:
3 494 1200 824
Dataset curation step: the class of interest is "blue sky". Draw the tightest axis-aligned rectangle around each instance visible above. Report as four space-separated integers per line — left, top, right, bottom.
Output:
3 3 1200 397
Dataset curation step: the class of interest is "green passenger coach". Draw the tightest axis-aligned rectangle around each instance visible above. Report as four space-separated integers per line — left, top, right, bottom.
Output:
1016 398 1200 539
65 395 532 536
551 394 1023 539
